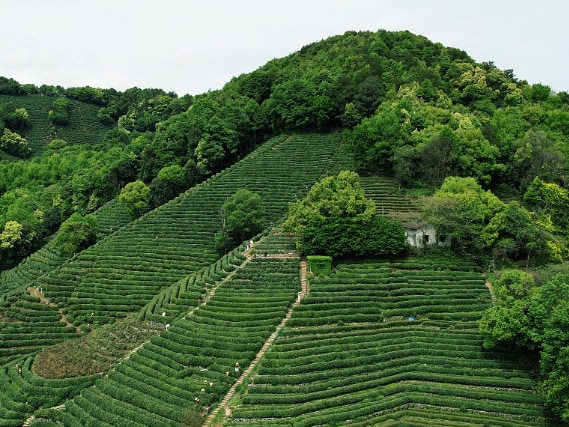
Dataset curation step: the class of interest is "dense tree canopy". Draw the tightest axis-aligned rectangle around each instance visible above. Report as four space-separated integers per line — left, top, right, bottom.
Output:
480 270 569 421
423 176 559 266
0 128 30 157
524 177 569 235
284 171 407 257
422 177 505 263
283 170 376 235
48 96 70 126
299 214 407 258
52 213 98 257
0 220 39 269
149 163 187 207
119 180 151 218
215 189 265 253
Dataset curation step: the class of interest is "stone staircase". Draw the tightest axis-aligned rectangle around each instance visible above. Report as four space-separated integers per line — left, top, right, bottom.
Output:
204 256 309 427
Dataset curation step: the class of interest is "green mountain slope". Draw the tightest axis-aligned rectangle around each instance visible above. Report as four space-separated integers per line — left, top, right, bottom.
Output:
0 133 341 425
0 94 111 153
0 27 568 426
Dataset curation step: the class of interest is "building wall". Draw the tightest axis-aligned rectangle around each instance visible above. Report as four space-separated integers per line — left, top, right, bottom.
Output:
405 224 438 247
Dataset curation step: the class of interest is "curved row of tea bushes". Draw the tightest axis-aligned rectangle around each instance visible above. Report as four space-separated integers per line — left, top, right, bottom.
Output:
0 356 96 426
139 246 247 324
289 266 489 328
0 246 65 313
251 227 298 255
0 194 138 366
231 258 554 426
36 133 339 329
359 176 419 216
0 293 75 366
37 258 301 426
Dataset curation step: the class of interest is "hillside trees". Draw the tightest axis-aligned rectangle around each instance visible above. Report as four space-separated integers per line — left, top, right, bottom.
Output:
423 176 556 265
300 214 408 257
119 180 151 218
263 76 336 131
478 269 537 349
340 49 568 195
345 82 505 187
0 104 29 131
524 177 569 236
512 130 564 189
195 115 238 172
0 139 164 270
141 112 192 180
0 127 31 156
0 220 39 269
52 213 98 256
48 96 70 126
0 103 31 156
149 163 187 207
535 275 569 422
110 88 190 132
138 91 264 181
0 76 25 95
423 177 503 262
492 201 557 266
284 170 376 233
215 189 265 253
284 171 407 257
346 109 405 175
480 271 569 422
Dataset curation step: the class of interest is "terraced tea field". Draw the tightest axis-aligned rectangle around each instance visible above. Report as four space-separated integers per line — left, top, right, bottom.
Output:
39 133 339 327
0 197 134 369
0 133 340 425
0 94 111 152
359 176 418 217
228 257 555 426
0 133 560 426
359 175 426 230
36 255 302 426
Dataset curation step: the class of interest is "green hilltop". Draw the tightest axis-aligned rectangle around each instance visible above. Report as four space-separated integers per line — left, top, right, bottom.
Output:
1 29 569 425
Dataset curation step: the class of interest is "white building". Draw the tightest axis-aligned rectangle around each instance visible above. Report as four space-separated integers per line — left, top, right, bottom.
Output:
405 223 438 247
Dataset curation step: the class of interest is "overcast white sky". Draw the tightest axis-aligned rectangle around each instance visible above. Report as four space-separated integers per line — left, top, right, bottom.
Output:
1 0 567 96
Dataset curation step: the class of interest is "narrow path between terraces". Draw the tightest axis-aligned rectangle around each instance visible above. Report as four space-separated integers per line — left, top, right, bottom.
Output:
203 253 309 427
22 247 259 427
28 286 80 332
23 246 306 427
482 273 497 304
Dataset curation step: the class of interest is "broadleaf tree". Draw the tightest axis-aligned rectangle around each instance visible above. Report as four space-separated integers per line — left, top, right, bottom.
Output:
284 170 407 258
52 213 98 257
480 271 569 422
215 188 265 253
119 180 151 218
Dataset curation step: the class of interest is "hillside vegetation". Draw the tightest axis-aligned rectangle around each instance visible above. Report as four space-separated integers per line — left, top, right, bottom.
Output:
1 28 569 425
231 254 551 426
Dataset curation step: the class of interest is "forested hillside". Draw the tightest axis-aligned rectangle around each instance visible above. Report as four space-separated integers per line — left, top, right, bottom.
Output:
2 30 569 268
1 29 569 425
